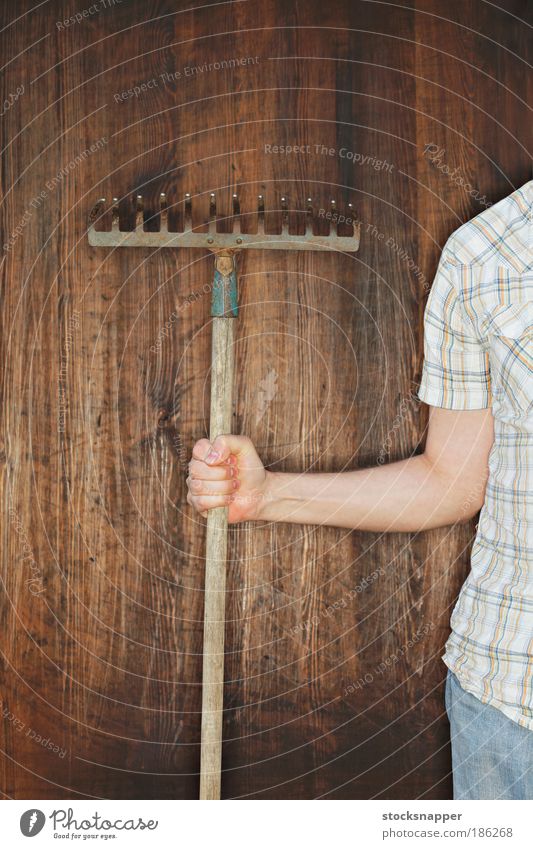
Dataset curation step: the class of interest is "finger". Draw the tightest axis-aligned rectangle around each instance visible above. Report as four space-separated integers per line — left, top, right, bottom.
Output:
188 459 232 481
192 494 232 513
187 478 236 496
210 434 252 464
192 437 234 467
192 438 212 461
187 490 208 516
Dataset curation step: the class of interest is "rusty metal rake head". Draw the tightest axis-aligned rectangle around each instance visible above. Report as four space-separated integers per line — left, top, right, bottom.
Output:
88 192 360 253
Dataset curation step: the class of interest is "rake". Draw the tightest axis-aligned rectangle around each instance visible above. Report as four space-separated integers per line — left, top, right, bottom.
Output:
88 190 360 799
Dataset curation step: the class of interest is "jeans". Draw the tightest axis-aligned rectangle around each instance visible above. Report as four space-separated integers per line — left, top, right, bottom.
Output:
445 669 533 800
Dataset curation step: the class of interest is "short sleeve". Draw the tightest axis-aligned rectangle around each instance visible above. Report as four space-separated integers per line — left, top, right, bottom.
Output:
418 247 491 410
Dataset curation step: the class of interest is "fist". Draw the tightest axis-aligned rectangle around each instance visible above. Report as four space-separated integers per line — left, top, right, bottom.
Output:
186 434 268 523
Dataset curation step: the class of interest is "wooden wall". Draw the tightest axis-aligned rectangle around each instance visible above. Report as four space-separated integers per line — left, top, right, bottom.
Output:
0 0 530 799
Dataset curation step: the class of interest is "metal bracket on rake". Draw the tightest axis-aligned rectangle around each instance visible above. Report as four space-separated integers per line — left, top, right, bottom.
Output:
88 193 360 253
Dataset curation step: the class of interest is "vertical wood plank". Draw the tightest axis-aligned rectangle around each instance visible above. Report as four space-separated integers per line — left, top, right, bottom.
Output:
0 0 530 800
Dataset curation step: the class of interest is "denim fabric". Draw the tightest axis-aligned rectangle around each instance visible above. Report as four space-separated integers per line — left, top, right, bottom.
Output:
445 669 533 800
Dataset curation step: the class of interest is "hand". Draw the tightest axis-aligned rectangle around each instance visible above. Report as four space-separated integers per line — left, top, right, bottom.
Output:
186 434 268 523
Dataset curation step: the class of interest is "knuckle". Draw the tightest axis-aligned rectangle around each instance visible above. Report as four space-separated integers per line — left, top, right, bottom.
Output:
241 435 253 453
192 438 210 459
189 460 201 477
211 442 226 460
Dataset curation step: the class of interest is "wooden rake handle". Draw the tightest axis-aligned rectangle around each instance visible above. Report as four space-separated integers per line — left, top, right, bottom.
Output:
200 252 238 800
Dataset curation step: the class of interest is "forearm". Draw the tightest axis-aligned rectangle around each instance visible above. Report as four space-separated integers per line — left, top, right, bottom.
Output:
257 454 482 531
187 410 492 530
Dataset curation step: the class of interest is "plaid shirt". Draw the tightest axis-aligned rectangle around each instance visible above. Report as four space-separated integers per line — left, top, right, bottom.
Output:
419 180 532 730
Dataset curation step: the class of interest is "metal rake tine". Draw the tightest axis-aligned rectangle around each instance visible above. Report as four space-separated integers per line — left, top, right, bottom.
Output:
232 193 241 235
110 197 120 231
329 198 336 235
160 193 168 232
184 193 192 232
88 197 107 229
306 197 314 236
347 203 356 236
208 193 217 236
281 195 289 236
135 195 144 231
257 194 265 235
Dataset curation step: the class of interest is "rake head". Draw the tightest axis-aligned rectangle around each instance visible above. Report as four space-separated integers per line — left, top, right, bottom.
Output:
88 193 360 253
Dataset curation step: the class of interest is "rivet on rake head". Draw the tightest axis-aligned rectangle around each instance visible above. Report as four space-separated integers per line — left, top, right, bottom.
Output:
207 237 214 244
236 237 243 244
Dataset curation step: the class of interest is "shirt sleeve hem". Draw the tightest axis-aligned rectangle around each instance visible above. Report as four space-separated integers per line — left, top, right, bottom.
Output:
417 383 491 410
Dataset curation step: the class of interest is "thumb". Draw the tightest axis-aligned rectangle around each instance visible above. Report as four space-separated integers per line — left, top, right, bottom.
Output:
208 434 254 465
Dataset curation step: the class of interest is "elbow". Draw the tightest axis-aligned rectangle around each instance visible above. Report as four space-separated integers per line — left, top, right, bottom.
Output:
457 504 483 524
421 406 494 528
456 483 487 523
424 453 489 527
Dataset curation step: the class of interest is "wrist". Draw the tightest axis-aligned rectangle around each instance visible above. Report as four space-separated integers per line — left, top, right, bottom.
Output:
254 470 282 521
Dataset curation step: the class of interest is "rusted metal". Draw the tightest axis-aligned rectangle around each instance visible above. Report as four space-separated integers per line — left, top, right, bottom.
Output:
88 194 360 253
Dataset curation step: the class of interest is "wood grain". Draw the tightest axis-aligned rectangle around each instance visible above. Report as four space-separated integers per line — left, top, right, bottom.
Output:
0 0 530 800
201 313 235 800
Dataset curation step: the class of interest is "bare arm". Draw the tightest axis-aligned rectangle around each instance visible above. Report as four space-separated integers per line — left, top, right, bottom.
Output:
186 406 494 532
